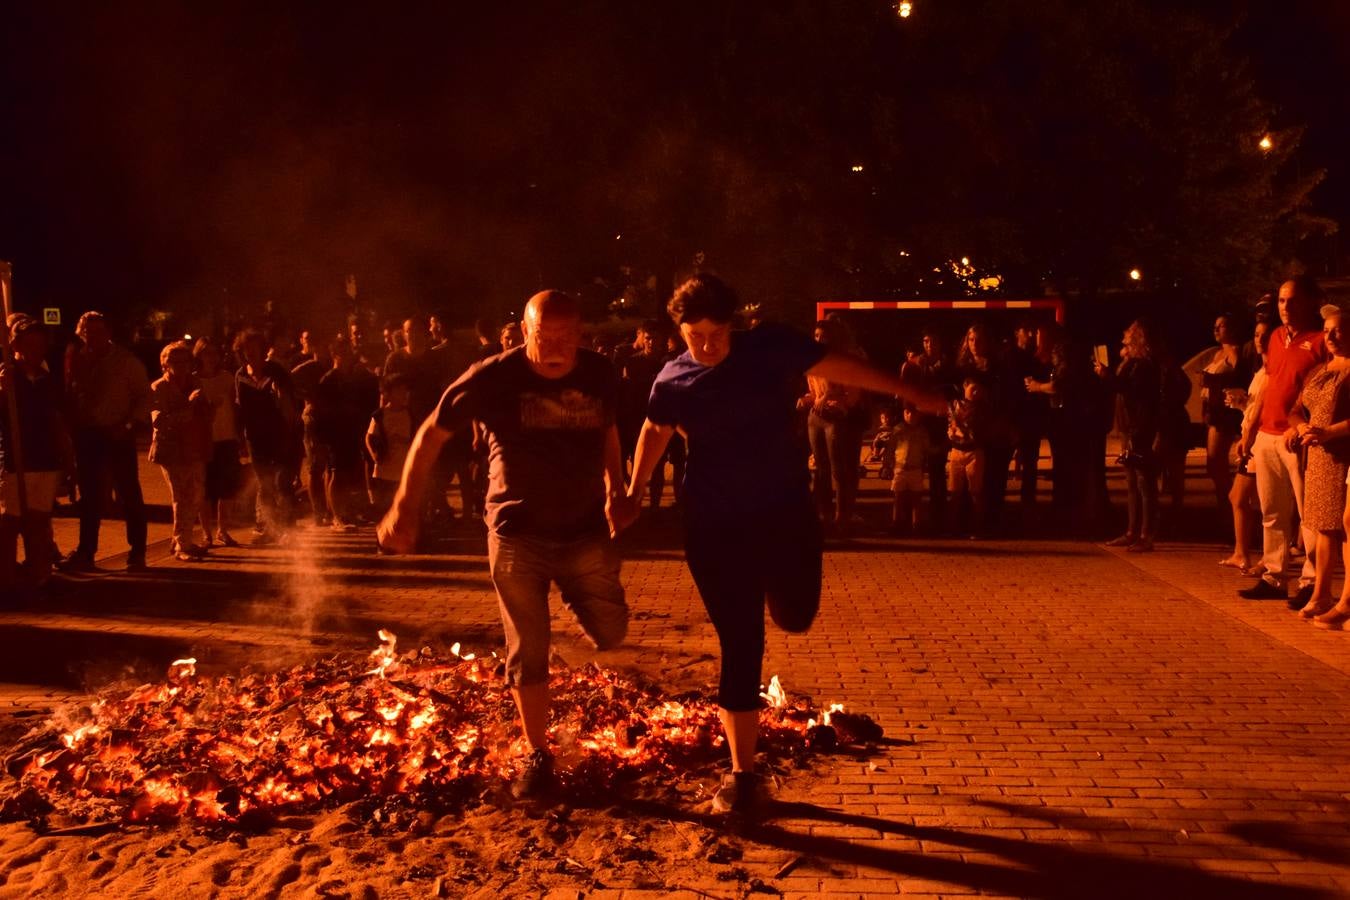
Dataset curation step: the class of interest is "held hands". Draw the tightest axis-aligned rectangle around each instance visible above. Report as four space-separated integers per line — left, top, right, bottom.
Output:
1284 424 1308 451
607 492 640 537
376 502 419 554
1302 425 1331 447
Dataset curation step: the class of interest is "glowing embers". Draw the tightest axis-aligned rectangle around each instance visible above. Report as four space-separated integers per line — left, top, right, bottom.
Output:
6 631 883 827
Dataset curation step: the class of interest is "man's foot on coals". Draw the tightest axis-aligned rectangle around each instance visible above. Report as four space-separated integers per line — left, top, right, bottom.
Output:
710 771 769 816
510 748 557 800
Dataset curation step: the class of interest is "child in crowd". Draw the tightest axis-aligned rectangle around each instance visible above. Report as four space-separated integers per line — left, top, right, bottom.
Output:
889 405 929 535
366 374 414 514
149 341 211 561
947 377 988 538
870 407 898 480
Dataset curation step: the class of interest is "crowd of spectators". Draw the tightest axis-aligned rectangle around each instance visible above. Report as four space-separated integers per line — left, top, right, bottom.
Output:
0 276 1347 631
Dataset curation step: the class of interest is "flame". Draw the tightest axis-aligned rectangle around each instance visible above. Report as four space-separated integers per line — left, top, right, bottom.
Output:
760 675 788 710
367 629 398 678
9 637 879 826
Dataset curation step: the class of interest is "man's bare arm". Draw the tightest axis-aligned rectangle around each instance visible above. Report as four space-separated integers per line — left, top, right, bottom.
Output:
807 352 947 415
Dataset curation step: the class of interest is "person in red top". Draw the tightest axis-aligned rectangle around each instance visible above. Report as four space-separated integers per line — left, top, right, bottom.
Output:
1239 276 1328 602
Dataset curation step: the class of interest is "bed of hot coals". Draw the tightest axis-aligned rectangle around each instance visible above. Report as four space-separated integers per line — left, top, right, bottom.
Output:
0 631 882 831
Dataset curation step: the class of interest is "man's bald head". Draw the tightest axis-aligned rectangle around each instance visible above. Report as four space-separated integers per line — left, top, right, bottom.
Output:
524 290 582 325
521 290 583 378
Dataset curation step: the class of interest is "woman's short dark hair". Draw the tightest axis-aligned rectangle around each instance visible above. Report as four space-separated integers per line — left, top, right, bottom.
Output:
668 274 738 326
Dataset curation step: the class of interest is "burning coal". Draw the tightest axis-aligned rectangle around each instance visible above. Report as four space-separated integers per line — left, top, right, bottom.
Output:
1 631 882 829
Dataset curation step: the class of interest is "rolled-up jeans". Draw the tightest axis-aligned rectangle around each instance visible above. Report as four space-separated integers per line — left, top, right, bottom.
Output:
487 531 628 687
159 462 206 550
1252 430 1316 588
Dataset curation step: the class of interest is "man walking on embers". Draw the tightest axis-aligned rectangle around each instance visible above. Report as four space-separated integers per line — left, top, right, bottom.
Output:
378 290 629 800
380 279 940 814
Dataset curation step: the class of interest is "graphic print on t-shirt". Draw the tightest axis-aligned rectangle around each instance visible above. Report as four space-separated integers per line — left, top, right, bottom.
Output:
519 389 606 430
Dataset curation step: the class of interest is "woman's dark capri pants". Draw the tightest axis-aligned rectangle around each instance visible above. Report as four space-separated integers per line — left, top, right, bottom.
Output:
683 497 823 711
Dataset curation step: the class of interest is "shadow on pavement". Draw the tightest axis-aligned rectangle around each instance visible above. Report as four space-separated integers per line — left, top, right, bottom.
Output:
620 797 1333 899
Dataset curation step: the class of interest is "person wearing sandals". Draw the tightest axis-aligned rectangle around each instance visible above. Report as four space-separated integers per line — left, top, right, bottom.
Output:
1285 305 1350 626
149 342 212 561
1201 313 1253 512
193 339 242 548
1100 320 1162 552
1222 320 1272 574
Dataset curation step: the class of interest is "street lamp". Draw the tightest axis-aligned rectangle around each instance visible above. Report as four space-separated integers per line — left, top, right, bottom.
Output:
898 1 913 18
1129 268 1142 282
1259 134 1273 152
851 164 865 173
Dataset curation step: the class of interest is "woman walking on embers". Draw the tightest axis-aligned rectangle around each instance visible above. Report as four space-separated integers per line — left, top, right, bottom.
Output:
613 274 943 816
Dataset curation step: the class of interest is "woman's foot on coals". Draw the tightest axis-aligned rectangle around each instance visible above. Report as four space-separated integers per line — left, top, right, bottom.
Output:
1312 603 1350 630
1104 534 1138 548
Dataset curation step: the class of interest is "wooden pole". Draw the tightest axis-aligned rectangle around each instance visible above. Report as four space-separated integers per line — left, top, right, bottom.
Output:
0 260 29 517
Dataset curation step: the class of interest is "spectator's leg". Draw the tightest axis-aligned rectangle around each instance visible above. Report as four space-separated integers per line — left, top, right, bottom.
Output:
807 414 834 523
1207 426 1234 510
1139 461 1160 541
1125 465 1143 540
110 438 147 562
969 449 987 535
1251 432 1294 586
160 464 186 551
927 447 947 534
1019 432 1040 505
1280 439 1317 588
74 430 105 560
0 514 18 589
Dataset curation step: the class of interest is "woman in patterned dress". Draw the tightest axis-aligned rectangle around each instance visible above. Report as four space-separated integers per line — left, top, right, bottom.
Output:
1284 305 1350 620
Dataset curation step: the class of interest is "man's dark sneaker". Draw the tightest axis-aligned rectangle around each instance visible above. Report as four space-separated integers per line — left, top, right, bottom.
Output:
510 748 556 800
710 771 768 815
1238 578 1287 601
1287 584 1315 611
125 555 148 573
57 552 96 574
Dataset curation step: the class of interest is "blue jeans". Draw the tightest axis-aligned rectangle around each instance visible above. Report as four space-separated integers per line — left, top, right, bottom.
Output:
487 531 628 686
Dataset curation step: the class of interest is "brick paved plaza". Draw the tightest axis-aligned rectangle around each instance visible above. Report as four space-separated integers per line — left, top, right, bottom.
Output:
2 478 1349 898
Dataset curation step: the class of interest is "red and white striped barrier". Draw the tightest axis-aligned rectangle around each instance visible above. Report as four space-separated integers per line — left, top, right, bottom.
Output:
815 298 1065 323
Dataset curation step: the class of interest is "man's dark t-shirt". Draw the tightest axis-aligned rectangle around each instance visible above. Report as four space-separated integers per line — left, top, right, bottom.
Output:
646 324 827 521
434 347 617 538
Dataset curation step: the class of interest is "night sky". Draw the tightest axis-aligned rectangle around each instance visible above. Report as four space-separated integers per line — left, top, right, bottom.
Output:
1 1 1346 327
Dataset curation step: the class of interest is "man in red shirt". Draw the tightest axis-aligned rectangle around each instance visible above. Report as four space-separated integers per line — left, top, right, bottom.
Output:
1240 277 1327 602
